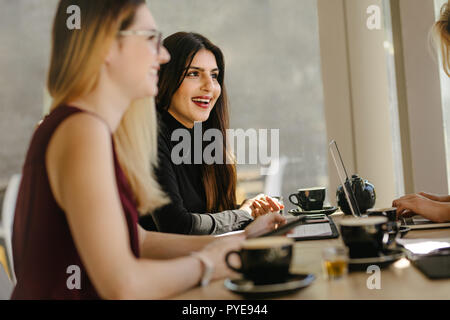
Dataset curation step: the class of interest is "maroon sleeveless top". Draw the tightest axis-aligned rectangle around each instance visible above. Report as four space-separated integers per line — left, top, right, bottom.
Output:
11 106 140 300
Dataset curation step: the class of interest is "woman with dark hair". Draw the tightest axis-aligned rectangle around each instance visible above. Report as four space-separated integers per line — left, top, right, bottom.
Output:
140 32 283 235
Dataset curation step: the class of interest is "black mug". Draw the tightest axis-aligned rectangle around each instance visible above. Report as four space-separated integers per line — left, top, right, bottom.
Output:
225 237 294 284
289 187 326 211
366 207 404 241
339 216 397 258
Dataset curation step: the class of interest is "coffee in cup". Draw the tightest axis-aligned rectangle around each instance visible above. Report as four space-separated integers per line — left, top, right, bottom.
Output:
225 237 294 284
289 187 326 211
339 216 392 258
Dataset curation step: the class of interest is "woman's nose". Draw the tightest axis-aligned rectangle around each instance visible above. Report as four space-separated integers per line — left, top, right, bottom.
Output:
201 76 214 91
159 46 170 64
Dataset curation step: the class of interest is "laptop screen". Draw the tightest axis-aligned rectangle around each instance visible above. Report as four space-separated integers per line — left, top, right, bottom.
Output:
329 140 362 217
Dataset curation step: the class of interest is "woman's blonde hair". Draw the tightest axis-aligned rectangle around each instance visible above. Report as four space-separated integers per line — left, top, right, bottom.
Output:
114 98 169 213
432 1 450 76
47 0 168 213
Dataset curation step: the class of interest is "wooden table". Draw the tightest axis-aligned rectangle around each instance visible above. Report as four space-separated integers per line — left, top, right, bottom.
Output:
172 212 450 300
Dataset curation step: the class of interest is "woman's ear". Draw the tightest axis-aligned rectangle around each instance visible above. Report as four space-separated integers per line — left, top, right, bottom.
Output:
105 39 120 65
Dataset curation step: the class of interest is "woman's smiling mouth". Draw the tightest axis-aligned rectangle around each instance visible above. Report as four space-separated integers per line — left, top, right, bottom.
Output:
191 96 212 108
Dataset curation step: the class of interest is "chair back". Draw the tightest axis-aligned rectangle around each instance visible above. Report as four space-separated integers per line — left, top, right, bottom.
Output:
1 174 22 284
0 262 13 299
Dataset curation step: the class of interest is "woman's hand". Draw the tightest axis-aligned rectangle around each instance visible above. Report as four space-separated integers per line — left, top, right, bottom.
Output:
244 212 287 238
197 212 288 282
392 193 450 223
197 234 245 281
239 194 284 218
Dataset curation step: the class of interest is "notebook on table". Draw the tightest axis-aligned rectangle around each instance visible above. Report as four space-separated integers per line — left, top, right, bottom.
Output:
397 238 450 279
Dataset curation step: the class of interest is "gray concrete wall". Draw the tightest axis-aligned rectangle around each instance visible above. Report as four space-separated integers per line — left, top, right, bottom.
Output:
0 0 58 187
0 0 327 209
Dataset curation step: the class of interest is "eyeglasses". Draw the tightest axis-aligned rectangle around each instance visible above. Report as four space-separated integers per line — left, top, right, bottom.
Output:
118 29 163 54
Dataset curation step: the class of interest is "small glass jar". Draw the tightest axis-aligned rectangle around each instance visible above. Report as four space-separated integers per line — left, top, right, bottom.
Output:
322 246 349 280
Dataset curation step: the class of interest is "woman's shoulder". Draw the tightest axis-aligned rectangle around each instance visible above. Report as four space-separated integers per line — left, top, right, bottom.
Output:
45 109 114 207
25 107 111 165
55 111 110 144
47 110 112 165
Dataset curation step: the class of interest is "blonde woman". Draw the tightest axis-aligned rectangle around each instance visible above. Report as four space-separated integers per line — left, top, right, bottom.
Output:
393 1 450 223
11 0 286 299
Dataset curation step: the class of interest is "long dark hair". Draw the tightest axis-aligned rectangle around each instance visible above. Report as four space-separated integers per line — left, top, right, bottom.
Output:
156 32 237 212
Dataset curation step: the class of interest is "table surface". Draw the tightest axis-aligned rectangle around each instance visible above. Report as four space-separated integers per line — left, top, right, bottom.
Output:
171 212 450 300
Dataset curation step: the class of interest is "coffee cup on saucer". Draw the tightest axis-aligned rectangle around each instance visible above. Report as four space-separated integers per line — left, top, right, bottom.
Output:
366 207 403 241
289 187 326 211
225 237 294 284
339 216 397 258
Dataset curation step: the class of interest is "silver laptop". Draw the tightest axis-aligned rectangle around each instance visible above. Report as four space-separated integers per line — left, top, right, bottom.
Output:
329 140 362 217
400 216 450 230
329 140 450 230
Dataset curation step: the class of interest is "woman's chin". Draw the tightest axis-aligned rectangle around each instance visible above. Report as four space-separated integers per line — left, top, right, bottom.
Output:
194 111 211 123
143 85 158 99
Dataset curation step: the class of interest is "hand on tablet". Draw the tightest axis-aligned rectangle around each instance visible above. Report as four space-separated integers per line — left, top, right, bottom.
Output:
244 212 287 238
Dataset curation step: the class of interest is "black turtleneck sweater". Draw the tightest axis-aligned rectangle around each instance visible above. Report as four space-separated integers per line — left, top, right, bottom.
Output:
139 111 253 235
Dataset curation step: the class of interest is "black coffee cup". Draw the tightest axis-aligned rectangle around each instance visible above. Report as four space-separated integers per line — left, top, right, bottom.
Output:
225 237 294 284
289 187 326 211
366 207 401 243
339 216 394 258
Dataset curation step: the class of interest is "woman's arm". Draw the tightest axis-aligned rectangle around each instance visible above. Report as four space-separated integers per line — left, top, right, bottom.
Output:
138 225 215 259
46 113 242 299
138 212 287 259
149 129 284 235
149 134 253 235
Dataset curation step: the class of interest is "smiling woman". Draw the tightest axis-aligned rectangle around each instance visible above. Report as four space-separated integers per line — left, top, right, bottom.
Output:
139 32 285 235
